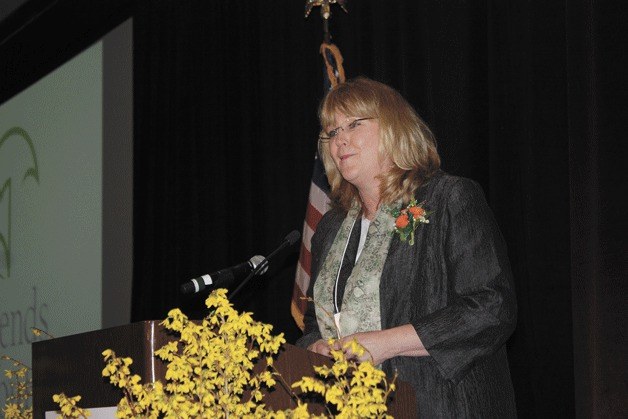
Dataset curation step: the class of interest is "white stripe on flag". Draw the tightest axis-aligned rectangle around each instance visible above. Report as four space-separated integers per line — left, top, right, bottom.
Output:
302 222 315 254
309 182 330 216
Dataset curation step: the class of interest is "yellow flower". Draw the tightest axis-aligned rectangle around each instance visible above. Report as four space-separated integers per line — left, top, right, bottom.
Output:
53 393 91 418
46 288 397 418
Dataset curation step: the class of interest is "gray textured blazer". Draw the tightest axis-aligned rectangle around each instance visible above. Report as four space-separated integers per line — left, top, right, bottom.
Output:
297 171 518 418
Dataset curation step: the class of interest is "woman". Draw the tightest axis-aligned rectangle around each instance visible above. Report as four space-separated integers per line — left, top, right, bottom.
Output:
297 77 517 417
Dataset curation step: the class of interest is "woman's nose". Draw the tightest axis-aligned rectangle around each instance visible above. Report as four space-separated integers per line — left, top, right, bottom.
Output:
334 129 349 145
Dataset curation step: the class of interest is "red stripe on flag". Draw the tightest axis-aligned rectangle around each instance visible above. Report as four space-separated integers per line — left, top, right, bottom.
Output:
298 241 312 276
305 201 323 234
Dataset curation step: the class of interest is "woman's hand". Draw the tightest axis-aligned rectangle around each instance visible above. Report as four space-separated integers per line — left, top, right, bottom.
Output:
307 339 332 357
337 330 392 364
338 324 429 365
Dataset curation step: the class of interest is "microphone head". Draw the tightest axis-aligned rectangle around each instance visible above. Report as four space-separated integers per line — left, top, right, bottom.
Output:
284 230 301 246
249 255 268 275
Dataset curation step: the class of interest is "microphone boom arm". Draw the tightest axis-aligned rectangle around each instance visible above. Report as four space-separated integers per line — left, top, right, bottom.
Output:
229 230 300 299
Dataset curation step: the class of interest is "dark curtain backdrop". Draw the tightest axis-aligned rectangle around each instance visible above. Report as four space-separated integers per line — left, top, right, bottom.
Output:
1 0 625 417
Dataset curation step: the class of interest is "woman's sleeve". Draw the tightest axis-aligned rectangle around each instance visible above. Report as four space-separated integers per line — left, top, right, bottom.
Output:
412 178 517 383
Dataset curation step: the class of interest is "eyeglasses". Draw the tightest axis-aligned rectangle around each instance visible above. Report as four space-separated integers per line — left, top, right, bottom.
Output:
318 117 375 142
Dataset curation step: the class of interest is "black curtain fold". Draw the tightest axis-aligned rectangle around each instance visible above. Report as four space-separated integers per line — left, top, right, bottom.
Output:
131 0 323 333
567 2 628 417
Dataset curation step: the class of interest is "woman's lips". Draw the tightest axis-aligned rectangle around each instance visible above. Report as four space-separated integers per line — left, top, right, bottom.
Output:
339 153 354 161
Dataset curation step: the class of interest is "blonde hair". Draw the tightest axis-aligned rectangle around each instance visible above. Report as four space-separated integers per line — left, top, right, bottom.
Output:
318 77 441 211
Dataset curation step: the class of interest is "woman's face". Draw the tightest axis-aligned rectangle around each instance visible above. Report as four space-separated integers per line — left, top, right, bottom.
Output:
327 111 392 192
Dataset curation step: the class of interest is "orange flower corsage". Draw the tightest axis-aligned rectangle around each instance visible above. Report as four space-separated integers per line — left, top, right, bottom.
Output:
390 199 431 245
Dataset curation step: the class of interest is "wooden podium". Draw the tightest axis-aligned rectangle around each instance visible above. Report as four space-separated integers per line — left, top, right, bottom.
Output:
33 321 416 417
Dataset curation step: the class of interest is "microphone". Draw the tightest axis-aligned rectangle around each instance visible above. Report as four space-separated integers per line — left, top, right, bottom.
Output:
180 255 266 295
230 230 301 299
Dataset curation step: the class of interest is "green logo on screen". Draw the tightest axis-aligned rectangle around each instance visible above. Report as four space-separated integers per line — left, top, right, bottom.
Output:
0 127 40 279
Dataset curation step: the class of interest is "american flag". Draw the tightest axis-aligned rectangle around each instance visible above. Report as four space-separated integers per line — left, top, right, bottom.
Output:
291 41 345 330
